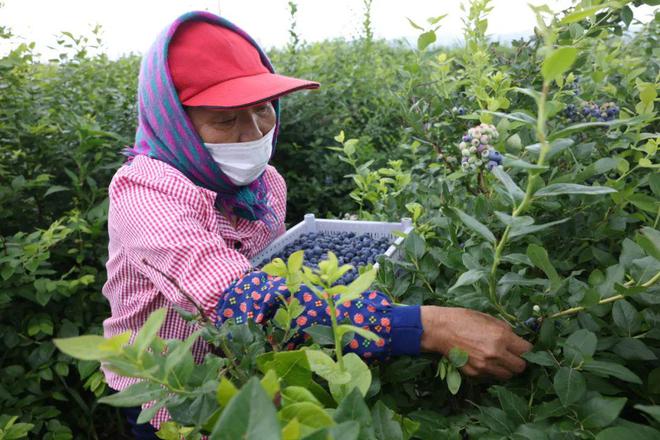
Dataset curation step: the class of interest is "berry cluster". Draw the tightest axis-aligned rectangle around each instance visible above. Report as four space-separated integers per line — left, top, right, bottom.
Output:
266 232 393 285
563 101 620 123
566 76 580 95
457 124 503 172
451 106 467 115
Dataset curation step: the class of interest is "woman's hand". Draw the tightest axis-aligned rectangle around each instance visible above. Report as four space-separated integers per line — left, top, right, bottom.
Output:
420 305 532 380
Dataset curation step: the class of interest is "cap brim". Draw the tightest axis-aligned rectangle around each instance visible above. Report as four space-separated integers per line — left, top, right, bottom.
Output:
181 72 320 108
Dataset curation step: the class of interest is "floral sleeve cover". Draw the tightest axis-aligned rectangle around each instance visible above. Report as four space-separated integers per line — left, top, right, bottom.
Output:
215 270 423 359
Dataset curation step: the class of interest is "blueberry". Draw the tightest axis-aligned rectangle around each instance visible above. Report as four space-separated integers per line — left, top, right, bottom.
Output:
524 317 540 332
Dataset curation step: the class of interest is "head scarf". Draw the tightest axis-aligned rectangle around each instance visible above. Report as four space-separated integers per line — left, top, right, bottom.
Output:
123 11 279 225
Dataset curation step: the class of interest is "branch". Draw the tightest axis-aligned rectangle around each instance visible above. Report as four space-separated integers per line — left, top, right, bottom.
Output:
141 258 210 325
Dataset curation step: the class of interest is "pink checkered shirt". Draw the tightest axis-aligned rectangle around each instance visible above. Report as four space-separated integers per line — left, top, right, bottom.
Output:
101 154 286 430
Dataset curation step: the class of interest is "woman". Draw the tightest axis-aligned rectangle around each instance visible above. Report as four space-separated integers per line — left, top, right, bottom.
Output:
102 11 532 437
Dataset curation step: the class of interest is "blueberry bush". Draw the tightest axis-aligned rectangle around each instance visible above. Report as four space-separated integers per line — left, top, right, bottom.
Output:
3 0 660 439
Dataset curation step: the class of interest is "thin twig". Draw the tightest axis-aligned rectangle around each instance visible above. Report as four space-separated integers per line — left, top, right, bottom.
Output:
547 271 660 319
141 258 210 324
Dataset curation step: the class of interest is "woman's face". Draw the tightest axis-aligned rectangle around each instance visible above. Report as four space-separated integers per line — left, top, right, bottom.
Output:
185 101 276 144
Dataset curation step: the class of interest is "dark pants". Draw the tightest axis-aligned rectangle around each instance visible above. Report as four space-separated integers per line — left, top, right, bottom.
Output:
120 406 159 440
109 389 159 440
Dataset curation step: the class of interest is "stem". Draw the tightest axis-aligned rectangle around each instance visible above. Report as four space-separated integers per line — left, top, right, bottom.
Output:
142 258 210 324
487 82 550 321
548 271 660 319
217 337 249 384
304 280 345 370
327 296 345 369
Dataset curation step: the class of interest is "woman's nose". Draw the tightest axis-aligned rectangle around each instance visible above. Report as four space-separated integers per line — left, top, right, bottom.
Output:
237 109 263 142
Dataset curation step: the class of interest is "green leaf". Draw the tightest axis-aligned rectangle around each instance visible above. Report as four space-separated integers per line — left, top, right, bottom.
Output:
612 337 657 361
448 269 486 292
612 300 641 335
595 426 659 440
333 388 376 440
582 360 642 384
260 369 280 400
302 422 361 440
501 253 533 266
452 208 496 243
134 307 167 357
525 138 574 159
281 418 300 440
491 166 524 201
280 386 321 407
2 419 34 440
493 386 529 424
404 231 426 260
635 405 660 423
503 157 549 170
549 116 648 140
522 351 556 367
263 258 288 278
164 330 201 374
447 347 468 368
561 5 608 24
535 183 616 197
261 350 312 387
274 308 290 330
306 350 351 385
216 377 238 407
578 395 627 429
638 227 660 261
288 250 304 273
446 366 462 395
337 324 379 342
477 406 515 435
371 401 404 440
302 325 335 346
211 377 281 440
339 267 377 304
417 31 436 51
541 47 577 82
527 244 561 292
510 218 569 239
483 111 536 125
533 399 567 422
329 353 372 402
553 367 586 406
44 185 70 197
406 17 424 31
279 402 334 430
98 381 165 407
563 329 597 365
54 335 116 361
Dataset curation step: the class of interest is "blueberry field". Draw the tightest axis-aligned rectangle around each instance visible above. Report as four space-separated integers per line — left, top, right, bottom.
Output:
2 1 660 439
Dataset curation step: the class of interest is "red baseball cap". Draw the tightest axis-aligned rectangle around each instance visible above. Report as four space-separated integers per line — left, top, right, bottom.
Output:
168 20 319 108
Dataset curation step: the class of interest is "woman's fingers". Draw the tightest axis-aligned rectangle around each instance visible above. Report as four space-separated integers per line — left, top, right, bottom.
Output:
499 350 528 375
506 332 534 356
485 364 514 380
461 364 479 377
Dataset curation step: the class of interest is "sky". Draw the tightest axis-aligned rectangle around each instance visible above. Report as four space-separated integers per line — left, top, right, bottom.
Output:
1 0 657 60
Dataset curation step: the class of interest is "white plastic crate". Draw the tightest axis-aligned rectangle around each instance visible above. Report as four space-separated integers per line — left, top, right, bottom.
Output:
250 213 414 269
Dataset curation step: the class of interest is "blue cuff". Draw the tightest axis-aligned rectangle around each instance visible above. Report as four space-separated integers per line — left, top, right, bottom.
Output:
389 305 423 356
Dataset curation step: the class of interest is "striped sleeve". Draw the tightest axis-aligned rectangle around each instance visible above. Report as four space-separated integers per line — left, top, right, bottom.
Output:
108 167 252 318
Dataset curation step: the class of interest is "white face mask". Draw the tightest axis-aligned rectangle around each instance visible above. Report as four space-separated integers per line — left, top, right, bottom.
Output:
204 126 275 186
